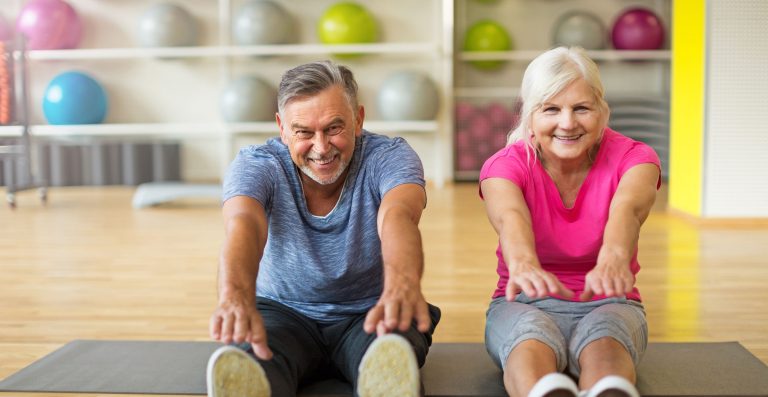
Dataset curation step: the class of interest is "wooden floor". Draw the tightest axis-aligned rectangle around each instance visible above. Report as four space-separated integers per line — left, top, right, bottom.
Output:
2 183 768 396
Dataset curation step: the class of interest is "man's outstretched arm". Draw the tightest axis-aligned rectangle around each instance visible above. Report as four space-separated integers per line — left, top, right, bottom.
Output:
209 196 273 360
364 183 430 335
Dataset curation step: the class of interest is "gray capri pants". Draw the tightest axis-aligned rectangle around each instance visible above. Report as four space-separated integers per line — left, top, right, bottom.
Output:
485 294 647 377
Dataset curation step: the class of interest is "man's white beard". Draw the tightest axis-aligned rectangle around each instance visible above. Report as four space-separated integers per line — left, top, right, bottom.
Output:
299 148 349 185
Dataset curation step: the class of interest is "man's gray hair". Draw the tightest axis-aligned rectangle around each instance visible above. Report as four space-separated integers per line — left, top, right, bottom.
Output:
277 60 359 117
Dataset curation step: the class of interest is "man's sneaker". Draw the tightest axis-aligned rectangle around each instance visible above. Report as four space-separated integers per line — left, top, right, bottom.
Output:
206 345 271 397
357 334 420 397
582 375 640 397
528 373 579 397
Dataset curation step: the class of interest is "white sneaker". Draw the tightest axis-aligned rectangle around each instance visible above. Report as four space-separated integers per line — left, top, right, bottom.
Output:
357 334 420 397
206 345 271 397
582 375 639 397
528 373 579 397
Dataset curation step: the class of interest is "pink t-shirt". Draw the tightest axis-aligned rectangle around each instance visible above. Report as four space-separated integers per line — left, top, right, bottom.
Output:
479 128 661 301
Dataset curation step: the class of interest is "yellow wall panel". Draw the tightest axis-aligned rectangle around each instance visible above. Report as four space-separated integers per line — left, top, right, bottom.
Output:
669 0 705 216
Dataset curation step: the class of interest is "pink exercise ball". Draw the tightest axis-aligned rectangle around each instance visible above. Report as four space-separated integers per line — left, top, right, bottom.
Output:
611 7 664 50
469 113 493 141
16 0 82 50
455 101 477 125
485 102 514 130
457 151 477 172
0 13 13 40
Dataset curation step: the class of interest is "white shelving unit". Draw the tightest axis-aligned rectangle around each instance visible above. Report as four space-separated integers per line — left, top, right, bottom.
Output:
453 0 672 181
1 0 454 185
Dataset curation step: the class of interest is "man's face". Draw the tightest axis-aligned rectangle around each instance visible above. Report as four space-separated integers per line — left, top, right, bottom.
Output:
277 85 363 186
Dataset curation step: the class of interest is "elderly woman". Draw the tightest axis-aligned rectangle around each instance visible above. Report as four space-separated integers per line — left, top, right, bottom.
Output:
479 47 661 397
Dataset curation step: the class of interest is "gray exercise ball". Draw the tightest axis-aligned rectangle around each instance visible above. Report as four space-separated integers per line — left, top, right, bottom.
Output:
377 71 439 121
552 11 606 50
233 0 294 45
137 2 198 47
219 76 277 122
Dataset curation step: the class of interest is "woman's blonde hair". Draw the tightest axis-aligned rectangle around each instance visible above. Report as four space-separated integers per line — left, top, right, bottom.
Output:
507 47 610 157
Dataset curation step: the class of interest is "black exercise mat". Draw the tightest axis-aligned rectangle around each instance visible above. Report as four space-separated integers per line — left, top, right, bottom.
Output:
1 340 768 396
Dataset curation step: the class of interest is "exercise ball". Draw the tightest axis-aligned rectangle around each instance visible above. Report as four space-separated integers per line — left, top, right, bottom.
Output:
318 2 378 45
15 0 82 50
611 8 665 50
552 11 605 50
377 71 439 121
455 101 477 125
463 20 511 70
0 13 13 41
219 76 277 122
233 1 293 45
43 71 108 125
457 150 477 172
492 129 508 149
469 113 493 141
137 2 198 47
485 102 514 130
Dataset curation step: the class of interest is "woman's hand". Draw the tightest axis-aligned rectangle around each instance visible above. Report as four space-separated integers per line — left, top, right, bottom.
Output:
580 247 635 301
506 261 575 301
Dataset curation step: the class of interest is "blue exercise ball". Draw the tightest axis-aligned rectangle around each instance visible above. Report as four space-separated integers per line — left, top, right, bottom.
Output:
43 71 108 125
233 0 294 45
377 71 439 121
137 2 198 47
219 76 277 122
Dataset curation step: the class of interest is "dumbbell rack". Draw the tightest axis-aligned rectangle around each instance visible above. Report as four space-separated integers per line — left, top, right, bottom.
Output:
0 36 47 209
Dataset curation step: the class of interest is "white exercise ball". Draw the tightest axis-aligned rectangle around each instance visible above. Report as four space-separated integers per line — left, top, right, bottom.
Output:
137 2 198 47
552 11 606 50
232 0 294 45
219 76 277 122
377 71 439 121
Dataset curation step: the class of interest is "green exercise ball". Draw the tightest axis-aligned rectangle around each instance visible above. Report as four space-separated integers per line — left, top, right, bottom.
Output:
317 2 377 58
463 20 512 70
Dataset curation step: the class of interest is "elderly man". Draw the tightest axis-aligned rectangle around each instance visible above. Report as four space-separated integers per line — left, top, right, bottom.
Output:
206 60 440 397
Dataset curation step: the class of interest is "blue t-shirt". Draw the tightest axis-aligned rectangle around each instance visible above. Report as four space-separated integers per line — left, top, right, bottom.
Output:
222 130 425 322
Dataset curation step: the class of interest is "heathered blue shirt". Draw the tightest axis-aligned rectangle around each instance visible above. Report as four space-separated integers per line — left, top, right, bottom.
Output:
222 130 425 323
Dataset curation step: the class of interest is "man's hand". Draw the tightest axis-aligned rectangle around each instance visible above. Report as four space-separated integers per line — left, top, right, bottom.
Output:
363 273 430 336
209 294 273 360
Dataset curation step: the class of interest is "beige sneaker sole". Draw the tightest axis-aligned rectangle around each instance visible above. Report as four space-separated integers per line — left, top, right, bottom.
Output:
357 334 420 397
206 345 271 397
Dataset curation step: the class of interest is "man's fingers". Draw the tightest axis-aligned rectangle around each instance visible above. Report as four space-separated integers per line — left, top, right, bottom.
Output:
220 313 234 344
376 320 389 337
248 316 272 360
398 304 414 332
364 305 384 334
233 313 248 344
384 301 400 330
209 314 223 339
251 342 273 360
415 303 431 333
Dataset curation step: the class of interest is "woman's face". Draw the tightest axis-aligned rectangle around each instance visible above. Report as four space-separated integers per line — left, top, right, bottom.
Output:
530 78 604 169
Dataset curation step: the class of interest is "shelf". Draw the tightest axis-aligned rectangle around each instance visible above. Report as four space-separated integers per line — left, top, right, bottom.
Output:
21 42 441 61
0 121 439 138
458 50 670 63
455 87 520 98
